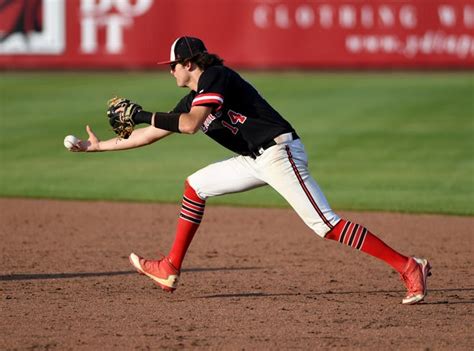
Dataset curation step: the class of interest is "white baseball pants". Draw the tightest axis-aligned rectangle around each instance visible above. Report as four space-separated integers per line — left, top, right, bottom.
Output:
187 139 340 237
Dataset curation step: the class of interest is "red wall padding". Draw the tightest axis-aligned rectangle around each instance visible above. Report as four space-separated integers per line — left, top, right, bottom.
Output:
0 0 472 69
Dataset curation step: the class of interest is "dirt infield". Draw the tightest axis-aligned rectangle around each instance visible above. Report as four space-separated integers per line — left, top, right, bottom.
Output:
1 198 473 350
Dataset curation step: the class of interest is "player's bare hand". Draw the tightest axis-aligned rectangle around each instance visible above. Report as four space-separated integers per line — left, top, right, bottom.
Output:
71 125 101 152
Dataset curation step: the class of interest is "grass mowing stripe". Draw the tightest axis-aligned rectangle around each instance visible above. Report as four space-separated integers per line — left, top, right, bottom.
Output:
0 71 472 215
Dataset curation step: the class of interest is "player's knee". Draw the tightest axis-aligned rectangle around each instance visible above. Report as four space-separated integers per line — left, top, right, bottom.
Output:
315 227 332 238
184 179 192 191
323 219 345 240
185 177 207 201
309 213 341 238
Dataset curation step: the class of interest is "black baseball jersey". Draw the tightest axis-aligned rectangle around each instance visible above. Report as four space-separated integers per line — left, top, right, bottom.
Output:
171 65 295 156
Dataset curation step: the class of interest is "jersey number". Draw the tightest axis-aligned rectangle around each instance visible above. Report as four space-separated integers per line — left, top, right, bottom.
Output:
222 110 247 135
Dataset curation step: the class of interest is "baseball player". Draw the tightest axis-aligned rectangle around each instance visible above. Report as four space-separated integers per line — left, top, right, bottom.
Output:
72 36 431 304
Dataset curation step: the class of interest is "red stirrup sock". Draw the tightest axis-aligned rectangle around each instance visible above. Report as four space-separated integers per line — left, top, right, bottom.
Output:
167 181 206 271
325 219 409 273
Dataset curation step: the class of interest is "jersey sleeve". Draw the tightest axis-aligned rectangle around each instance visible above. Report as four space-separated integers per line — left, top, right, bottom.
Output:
170 93 195 114
192 66 225 110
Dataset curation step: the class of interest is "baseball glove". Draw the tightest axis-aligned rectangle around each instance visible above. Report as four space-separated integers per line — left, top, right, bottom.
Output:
107 97 142 139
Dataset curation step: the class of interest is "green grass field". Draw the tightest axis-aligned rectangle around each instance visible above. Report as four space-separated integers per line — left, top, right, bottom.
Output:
0 71 472 215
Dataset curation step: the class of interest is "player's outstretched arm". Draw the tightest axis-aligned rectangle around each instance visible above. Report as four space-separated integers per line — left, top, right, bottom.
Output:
70 125 172 152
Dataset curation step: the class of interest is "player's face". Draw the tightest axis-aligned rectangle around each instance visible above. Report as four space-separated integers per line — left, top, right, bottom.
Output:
170 62 190 88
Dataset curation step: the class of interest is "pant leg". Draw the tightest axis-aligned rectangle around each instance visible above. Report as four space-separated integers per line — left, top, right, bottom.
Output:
187 156 267 200
256 139 340 237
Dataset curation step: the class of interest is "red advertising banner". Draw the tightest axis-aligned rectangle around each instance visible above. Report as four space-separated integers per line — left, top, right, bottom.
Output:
0 0 473 69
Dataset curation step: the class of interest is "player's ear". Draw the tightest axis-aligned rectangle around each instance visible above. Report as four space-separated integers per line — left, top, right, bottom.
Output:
183 59 196 71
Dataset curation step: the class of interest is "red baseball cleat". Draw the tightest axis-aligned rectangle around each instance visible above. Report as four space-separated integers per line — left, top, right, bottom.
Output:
400 257 432 305
129 253 180 292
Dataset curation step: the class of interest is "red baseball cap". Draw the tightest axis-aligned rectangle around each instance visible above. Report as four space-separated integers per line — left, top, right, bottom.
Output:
157 36 208 65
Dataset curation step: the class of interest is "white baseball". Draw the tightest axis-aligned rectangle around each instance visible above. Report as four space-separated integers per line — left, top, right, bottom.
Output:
63 135 80 150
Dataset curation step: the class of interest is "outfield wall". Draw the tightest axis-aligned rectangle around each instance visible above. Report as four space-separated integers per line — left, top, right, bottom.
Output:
0 0 473 69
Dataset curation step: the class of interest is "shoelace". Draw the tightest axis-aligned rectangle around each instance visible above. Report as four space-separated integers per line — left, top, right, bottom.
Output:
143 257 179 275
401 271 415 292
143 259 161 270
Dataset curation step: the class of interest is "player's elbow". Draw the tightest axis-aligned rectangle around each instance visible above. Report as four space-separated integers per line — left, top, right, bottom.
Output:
179 122 201 134
183 127 200 134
